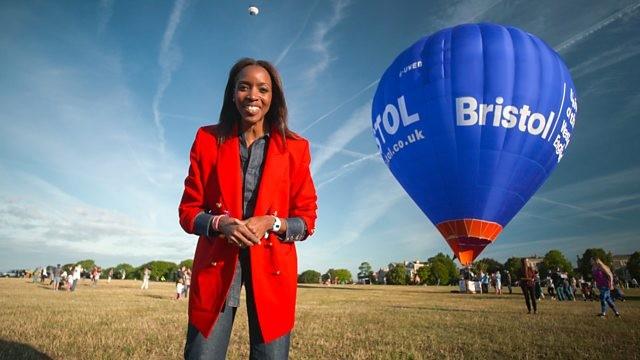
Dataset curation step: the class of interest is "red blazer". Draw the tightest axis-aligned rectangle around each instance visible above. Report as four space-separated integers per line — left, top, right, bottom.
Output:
178 125 317 342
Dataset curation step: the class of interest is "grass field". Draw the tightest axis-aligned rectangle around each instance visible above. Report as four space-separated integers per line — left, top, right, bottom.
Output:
1 278 639 359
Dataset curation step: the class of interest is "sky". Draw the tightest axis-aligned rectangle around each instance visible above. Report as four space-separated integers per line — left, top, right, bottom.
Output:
1 0 639 275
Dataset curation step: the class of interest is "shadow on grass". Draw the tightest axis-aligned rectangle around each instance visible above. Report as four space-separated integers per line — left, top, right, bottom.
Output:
0 339 52 360
140 293 170 300
297 284 373 292
389 305 477 313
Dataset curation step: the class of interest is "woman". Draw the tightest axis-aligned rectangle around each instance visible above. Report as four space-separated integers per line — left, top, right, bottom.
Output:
179 58 318 359
591 258 620 317
519 258 537 314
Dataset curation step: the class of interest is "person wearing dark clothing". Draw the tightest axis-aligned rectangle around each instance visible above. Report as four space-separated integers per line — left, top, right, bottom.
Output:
520 258 537 314
506 271 512 294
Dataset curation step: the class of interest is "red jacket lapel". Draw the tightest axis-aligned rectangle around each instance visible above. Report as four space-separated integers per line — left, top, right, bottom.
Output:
216 136 243 218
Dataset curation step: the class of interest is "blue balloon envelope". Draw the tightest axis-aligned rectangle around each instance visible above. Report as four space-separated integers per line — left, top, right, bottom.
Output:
372 23 578 265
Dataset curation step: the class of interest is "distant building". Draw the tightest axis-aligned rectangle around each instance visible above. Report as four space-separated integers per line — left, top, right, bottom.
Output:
527 256 544 270
376 267 388 285
611 254 631 270
612 254 632 282
404 260 427 284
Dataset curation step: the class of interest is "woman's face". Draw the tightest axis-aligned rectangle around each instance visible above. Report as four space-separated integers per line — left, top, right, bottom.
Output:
234 65 272 128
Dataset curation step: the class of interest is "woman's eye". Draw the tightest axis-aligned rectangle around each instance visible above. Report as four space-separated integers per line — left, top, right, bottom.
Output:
259 87 269 93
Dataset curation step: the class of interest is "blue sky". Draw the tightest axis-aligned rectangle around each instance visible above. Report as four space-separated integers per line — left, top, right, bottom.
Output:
1 0 639 275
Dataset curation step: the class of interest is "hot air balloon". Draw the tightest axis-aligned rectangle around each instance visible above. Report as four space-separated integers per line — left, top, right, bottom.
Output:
372 23 578 266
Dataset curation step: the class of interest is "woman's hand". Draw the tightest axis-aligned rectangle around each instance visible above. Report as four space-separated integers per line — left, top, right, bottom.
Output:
244 215 277 239
218 217 260 248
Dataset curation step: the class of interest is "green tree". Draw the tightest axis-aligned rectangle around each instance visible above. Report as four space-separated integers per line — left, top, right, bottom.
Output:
577 248 612 280
62 263 76 273
416 265 430 285
298 270 321 284
179 259 194 269
427 253 458 285
428 262 448 285
538 250 573 277
76 259 96 271
324 268 352 284
503 257 522 278
628 251 640 281
321 272 331 283
386 264 407 285
333 269 353 284
357 262 373 283
474 258 503 274
114 263 135 279
139 261 179 281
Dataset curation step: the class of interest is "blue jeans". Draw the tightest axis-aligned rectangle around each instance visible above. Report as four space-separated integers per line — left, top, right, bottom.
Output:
598 287 618 315
184 250 291 360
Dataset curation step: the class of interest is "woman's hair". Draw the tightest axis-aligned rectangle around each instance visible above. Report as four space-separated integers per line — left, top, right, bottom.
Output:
217 58 296 143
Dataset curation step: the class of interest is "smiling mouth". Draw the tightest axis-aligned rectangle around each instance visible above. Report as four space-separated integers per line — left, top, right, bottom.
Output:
244 105 260 115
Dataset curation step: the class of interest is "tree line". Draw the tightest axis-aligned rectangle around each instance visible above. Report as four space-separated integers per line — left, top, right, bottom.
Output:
59 259 194 282
297 248 640 285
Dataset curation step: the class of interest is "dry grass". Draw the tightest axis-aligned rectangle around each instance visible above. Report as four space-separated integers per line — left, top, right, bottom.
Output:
1 278 638 359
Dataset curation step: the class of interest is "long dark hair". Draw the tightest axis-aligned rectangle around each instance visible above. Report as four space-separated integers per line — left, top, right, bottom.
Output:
217 58 296 143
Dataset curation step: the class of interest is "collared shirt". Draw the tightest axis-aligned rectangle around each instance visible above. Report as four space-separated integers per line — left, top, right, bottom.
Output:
193 132 307 307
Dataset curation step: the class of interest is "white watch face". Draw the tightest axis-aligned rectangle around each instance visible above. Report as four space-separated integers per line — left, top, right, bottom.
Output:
272 217 281 231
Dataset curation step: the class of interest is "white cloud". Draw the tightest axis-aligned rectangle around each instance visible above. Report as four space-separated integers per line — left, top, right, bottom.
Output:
275 0 320 65
152 0 189 153
555 1 640 53
303 0 350 82
311 101 371 174
97 0 115 34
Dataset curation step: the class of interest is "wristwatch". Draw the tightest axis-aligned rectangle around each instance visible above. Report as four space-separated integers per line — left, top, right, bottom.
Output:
271 216 282 232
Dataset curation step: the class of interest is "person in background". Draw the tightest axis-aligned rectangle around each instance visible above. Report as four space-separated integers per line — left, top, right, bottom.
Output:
546 271 556 300
534 272 544 301
519 258 538 314
52 264 62 291
183 268 191 299
505 270 512 294
108 268 113 283
480 271 489 294
495 271 502 295
71 264 82 292
141 267 150 290
591 258 620 318
176 278 185 300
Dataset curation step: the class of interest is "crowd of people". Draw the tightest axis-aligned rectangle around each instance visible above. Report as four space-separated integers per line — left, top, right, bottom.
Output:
23 264 192 300
517 257 626 317
459 257 630 318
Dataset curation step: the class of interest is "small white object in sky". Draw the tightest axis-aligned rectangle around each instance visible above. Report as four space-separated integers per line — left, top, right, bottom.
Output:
248 6 259 16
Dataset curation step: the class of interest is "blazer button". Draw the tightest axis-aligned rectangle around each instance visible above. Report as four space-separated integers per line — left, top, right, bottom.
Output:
216 202 222 208
274 270 281 275
211 261 217 267
268 242 273 247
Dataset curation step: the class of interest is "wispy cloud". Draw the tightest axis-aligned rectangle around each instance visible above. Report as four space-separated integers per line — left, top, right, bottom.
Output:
555 1 640 53
316 152 380 189
152 0 189 152
532 196 618 221
311 101 371 175
570 41 640 79
301 79 378 134
97 0 115 34
303 168 406 261
532 166 640 221
275 0 320 65
303 0 350 82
